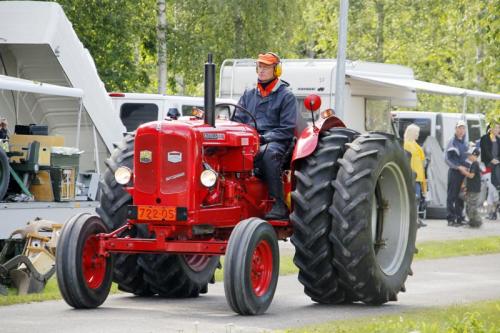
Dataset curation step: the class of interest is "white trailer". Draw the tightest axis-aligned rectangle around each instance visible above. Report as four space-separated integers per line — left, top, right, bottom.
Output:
220 58 499 133
220 59 417 134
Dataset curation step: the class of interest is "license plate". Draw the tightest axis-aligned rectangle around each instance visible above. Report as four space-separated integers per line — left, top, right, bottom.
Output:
137 206 176 221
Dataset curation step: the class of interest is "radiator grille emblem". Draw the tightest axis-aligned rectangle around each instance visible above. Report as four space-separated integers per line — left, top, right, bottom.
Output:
139 150 152 163
167 151 182 163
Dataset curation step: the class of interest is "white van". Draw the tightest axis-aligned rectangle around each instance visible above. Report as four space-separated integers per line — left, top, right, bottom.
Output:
393 111 486 148
392 111 486 219
109 93 237 132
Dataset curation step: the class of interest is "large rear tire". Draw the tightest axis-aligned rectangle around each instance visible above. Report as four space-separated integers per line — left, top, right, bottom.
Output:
291 128 358 304
224 218 279 315
0 148 9 201
97 133 151 295
56 213 113 308
330 133 417 304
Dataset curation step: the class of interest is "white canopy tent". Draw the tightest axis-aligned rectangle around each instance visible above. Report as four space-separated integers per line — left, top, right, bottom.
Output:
0 74 83 98
346 72 500 115
346 73 500 100
0 74 100 173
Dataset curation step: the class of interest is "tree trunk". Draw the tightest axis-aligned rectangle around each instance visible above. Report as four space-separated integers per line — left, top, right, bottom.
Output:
234 12 244 58
157 0 167 94
375 0 385 63
473 4 486 114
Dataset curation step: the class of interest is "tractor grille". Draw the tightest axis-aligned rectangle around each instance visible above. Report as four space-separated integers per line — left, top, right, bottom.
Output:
134 133 158 194
160 133 188 195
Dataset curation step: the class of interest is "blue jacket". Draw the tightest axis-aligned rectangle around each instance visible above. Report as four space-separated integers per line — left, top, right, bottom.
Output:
236 79 297 143
445 135 468 170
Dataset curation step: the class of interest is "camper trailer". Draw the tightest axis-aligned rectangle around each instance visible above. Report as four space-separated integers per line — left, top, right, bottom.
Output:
220 58 417 134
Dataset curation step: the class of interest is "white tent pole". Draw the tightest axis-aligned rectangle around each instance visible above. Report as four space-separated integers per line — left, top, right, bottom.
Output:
92 125 100 175
76 99 83 149
335 0 349 119
462 94 467 117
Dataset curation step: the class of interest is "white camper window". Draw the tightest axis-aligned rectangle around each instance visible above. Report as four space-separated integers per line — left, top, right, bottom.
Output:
365 98 392 133
467 119 481 143
394 118 431 145
120 103 159 132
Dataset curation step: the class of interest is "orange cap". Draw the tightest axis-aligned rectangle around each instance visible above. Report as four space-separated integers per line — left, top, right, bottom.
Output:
257 53 280 65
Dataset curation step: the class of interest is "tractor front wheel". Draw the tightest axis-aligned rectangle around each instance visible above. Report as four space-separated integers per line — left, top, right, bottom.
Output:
224 218 279 315
56 213 113 308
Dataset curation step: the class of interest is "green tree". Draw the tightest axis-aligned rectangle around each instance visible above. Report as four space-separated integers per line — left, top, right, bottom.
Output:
54 0 157 92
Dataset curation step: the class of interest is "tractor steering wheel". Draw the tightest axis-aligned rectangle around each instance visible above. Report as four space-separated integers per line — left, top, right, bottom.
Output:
216 103 258 132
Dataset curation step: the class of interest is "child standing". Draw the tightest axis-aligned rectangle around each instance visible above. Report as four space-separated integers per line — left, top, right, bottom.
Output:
462 148 482 227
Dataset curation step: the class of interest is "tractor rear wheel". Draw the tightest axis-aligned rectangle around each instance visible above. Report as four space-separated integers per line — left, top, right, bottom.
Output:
290 128 358 304
97 133 151 296
0 148 9 201
330 133 417 304
56 213 113 308
224 218 279 315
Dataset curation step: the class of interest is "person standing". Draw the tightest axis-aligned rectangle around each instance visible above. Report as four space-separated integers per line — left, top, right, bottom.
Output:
0 118 9 140
445 120 469 226
404 124 427 227
235 52 297 220
462 148 482 227
480 122 500 220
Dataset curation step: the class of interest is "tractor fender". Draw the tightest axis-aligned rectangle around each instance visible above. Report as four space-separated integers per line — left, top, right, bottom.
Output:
292 116 346 164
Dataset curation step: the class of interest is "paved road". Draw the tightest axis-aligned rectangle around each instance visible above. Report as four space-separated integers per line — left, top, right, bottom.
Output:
280 218 500 255
1 253 500 333
1 218 499 332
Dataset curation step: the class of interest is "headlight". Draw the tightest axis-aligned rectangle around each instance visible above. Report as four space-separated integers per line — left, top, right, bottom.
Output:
115 166 132 185
200 169 217 188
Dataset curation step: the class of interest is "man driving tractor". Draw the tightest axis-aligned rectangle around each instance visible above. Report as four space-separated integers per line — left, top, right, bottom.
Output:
234 52 298 220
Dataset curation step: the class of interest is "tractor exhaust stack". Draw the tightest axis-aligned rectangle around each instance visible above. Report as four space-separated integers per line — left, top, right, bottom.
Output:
204 53 216 127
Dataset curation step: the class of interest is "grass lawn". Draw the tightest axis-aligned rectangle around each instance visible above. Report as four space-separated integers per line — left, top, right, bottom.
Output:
414 235 500 260
2 236 500 306
282 299 500 333
0 279 119 306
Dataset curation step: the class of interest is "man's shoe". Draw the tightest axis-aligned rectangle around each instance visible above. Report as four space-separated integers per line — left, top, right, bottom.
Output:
447 220 455 227
264 200 289 220
418 219 427 228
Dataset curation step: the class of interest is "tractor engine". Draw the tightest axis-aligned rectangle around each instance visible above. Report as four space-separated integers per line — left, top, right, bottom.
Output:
127 118 269 230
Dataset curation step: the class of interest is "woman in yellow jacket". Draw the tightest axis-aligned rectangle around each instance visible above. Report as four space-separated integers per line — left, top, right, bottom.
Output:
404 124 427 227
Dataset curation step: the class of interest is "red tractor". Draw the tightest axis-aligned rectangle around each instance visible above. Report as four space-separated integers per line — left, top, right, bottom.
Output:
56 55 417 315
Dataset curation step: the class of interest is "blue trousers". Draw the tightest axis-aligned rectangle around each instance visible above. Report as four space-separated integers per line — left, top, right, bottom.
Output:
447 169 465 222
255 141 287 200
